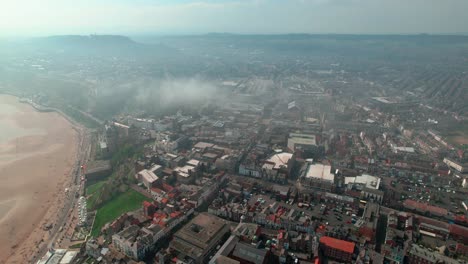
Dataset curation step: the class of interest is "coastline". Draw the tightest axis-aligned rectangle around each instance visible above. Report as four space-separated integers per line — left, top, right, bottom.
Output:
0 94 84 264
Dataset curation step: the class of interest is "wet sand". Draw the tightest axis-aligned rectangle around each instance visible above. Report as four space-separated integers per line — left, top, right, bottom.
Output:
0 95 79 263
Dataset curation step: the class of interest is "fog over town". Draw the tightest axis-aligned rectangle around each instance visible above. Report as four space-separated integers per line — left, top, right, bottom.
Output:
0 1 468 264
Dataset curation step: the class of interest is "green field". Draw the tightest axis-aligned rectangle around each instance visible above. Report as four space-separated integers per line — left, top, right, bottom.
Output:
86 181 106 210
87 181 106 195
90 189 150 237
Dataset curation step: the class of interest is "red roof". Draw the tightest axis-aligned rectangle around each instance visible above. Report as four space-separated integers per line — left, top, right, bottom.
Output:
403 199 448 216
170 211 182 218
319 236 355 254
151 187 164 194
143 201 153 208
417 216 449 230
456 215 468 223
278 230 284 240
450 224 468 238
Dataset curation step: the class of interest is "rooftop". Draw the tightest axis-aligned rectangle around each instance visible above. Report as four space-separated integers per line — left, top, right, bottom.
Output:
263 152 293 170
320 236 355 254
187 159 200 167
138 169 159 183
173 213 228 251
305 164 334 182
409 244 458 264
344 174 381 189
174 165 196 177
214 256 240 264
232 242 268 264
194 142 215 150
403 199 448 216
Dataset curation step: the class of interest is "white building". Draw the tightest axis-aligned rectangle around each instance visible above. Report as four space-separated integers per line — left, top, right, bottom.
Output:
300 163 335 191
262 152 294 181
345 174 381 190
304 164 334 183
287 133 317 152
137 169 160 189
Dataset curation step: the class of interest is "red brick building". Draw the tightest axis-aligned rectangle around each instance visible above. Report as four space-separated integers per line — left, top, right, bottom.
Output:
319 236 355 263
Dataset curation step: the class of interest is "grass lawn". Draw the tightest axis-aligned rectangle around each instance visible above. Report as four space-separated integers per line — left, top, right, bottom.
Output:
87 181 106 195
90 189 150 237
86 181 106 210
69 242 83 249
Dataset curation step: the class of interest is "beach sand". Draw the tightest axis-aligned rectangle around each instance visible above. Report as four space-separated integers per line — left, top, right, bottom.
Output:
0 95 79 263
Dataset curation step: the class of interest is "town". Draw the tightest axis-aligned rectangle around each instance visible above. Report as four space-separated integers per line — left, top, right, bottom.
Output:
30 70 468 264
1 1 468 263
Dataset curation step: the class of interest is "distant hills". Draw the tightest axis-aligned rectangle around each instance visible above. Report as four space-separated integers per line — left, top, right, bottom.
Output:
23 34 177 57
2 33 467 115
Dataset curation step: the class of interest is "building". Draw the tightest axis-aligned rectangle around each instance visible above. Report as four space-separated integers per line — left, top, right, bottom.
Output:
174 165 196 184
128 117 154 130
262 152 294 182
287 133 317 152
408 244 458 264
112 225 162 261
403 199 448 218
86 239 102 259
443 158 468 174
230 242 268 264
300 163 335 191
170 213 230 264
136 169 160 190
360 187 384 204
344 174 381 190
209 223 270 264
35 249 78 264
392 146 415 154
319 236 355 263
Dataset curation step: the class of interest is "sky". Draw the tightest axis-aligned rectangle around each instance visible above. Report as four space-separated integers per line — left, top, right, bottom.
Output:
1 0 468 36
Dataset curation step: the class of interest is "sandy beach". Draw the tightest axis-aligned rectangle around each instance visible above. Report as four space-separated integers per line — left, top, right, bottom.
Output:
0 95 79 264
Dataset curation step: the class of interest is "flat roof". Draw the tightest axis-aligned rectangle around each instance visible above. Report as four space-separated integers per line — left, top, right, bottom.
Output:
344 174 381 189
214 256 240 264
59 251 78 264
194 142 215 149
175 165 196 177
394 146 415 153
288 136 317 146
150 164 162 172
305 164 334 182
36 251 53 264
409 244 458 264
113 122 130 129
232 242 268 264
187 159 200 167
263 152 293 170
173 213 228 250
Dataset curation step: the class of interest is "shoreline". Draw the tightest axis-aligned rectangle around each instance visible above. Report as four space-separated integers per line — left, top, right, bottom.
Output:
0 94 86 263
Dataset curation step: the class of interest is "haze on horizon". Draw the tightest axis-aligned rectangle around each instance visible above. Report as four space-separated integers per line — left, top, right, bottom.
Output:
1 0 468 37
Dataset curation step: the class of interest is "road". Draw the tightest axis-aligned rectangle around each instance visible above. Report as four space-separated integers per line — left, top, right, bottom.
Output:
30 127 92 263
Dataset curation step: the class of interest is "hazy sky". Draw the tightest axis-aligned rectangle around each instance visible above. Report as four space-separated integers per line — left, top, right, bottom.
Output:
1 0 468 36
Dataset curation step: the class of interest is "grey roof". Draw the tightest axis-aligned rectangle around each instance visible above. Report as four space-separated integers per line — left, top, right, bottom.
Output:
231 243 267 264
